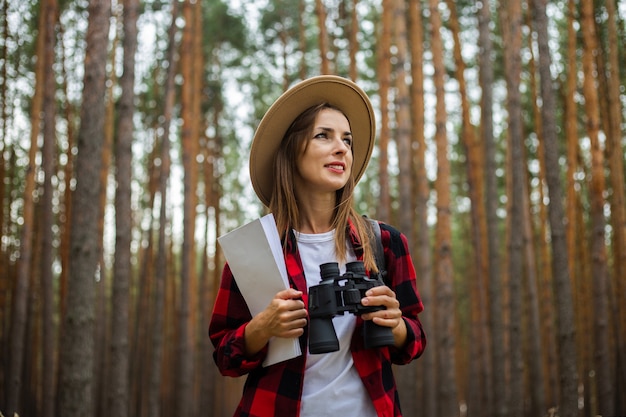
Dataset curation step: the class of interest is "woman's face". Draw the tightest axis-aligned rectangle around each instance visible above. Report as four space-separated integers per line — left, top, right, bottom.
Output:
294 108 353 198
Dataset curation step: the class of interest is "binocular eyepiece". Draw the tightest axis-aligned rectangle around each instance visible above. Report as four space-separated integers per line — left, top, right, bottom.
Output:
307 261 395 354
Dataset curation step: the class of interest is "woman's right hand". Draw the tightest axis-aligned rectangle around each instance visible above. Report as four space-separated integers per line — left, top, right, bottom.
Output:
244 288 307 356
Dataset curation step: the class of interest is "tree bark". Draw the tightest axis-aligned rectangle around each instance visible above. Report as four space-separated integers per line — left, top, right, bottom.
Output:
5 0 48 412
57 1 111 416
532 0 580 415
579 0 613 413
445 1 491 415
176 1 201 415
147 3 179 417
408 0 435 413
524 13 548 416
109 0 138 415
602 1 626 407
562 0 580 411
376 0 392 222
40 0 58 415
390 0 417 413
348 0 358 81
499 2 524 415
478 2 505 415
429 0 458 414
315 0 331 74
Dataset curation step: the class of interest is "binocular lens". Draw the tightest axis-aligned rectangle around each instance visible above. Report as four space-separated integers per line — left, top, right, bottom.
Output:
309 318 340 354
320 262 340 281
345 261 366 275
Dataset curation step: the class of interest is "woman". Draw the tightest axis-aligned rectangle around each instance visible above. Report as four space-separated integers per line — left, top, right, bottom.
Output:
209 75 426 417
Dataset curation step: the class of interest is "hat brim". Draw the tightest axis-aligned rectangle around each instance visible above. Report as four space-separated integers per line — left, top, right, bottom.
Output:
250 75 376 207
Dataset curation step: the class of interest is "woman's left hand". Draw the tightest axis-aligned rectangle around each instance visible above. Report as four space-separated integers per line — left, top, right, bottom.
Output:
360 286 407 348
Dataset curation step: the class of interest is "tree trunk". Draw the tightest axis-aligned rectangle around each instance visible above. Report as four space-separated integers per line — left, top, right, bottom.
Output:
408 0 435 413
57 20 76 325
109 0 138 415
40 0 58 415
602 1 626 408
429 0 458 415
315 0 331 74
445 2 491 414
348 0 358 81
377 0 392 223
147 2 178 417
177 1 200 415
499 2 524 415
532 0 580 415
5 0 48 412
524 15 549 416
57 1 111 416
298 0 307 80
579 0 613 413
478 2 505 415
561 1 580 411
390 0 417 413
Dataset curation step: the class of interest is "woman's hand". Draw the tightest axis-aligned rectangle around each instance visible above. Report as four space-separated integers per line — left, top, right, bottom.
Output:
360 286 408 348
244 288 308 356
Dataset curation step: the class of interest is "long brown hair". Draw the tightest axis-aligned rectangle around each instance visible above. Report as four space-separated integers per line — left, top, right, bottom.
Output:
269 103 378 273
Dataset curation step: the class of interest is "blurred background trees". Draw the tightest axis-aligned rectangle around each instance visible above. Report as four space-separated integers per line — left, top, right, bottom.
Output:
1 0 625 416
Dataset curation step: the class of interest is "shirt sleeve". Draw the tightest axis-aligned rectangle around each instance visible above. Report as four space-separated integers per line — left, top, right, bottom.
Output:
208 264 267 376
379 223 427 364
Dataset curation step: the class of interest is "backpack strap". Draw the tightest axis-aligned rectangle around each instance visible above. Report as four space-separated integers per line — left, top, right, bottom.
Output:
363 216 387 281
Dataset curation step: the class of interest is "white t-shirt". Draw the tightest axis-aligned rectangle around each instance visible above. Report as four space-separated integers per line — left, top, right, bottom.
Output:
295 229 377 417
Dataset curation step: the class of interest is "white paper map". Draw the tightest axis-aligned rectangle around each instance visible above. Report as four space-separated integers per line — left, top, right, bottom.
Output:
217 213 302 366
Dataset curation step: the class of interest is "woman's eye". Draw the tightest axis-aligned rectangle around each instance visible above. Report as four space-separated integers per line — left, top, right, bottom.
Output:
343 137 353 147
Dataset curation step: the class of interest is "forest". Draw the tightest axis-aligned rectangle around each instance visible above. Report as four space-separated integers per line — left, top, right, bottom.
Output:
0 0 625 416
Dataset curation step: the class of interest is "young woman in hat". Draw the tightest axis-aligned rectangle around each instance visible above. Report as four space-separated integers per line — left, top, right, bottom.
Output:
209 75 426 417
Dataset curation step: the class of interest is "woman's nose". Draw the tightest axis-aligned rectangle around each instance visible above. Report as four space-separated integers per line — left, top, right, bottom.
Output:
333 137 349 153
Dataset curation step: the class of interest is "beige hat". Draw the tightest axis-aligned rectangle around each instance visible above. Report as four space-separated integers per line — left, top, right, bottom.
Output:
249 75 376 207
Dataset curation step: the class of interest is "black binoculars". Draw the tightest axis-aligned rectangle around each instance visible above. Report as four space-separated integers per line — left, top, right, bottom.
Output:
307 261 395 354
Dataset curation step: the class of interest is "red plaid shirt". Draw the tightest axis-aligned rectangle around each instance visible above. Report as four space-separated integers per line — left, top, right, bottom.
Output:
209 220 426 417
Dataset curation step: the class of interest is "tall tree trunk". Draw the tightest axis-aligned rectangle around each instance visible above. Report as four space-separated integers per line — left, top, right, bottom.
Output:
429 0 458 415
407 1 434 413
190 5 205 415
499 2 524 415
132 138 159 417
602 0 626 407
5 0 48 412
524 15 548 416
147 2 178 416
40 0 58 415
0 0 7 145
390 0 417 413
579 0 613 413
377 0 392 222
478 2 504 415
93 19 119 417
200 97 222 416
0 0 7 380
561 0 580 410
315 0 331 74
57 20 76 323
298 0 307 80
177 1 200 415
109 0 138 415
530 39 559 417
445 2 491 414
348 0 358 81
531 0 580 415
57 1 111 416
